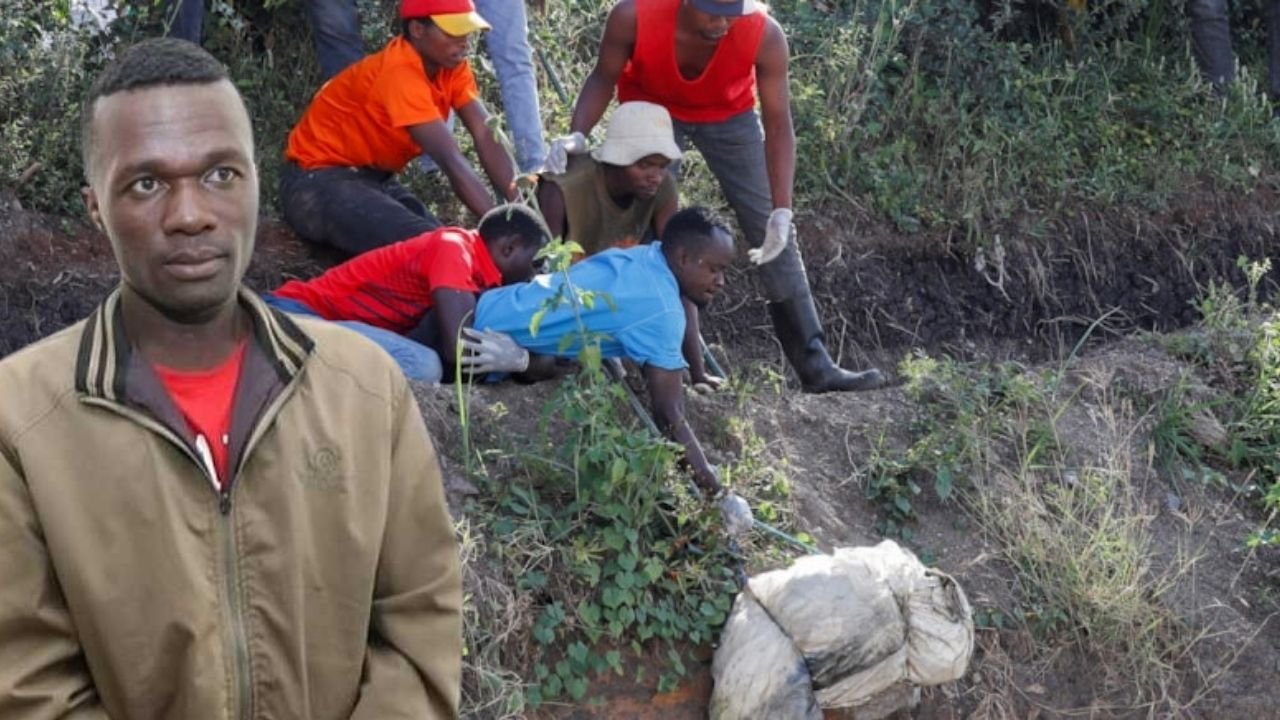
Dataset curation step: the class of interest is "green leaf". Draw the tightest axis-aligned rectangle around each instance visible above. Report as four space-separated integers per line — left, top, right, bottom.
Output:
568 641 589 664
543 673 562 698
529 307 547 338
578 601 601 626
893 494 912 514
610 457 627 484
617 552 638 572
566 676 589 701
935 464 954 500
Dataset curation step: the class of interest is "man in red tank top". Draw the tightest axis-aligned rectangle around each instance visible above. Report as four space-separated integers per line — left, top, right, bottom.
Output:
552 0 884 395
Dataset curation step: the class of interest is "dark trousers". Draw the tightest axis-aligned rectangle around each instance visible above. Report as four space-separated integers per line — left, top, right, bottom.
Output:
279 162 441 256
163 0 363 80
671 110 809 303
1189 0 1280 98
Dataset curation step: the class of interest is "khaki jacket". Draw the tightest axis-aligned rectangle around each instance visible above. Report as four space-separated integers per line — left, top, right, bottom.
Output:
0 288 462 719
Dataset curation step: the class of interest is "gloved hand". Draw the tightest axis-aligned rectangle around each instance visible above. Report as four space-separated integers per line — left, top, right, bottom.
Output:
458 328 530 374
544 132 588 175
717 491 754 537
748 208 793 265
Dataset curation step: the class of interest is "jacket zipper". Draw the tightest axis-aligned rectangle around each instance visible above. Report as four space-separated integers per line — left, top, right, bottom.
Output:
81 398 259 720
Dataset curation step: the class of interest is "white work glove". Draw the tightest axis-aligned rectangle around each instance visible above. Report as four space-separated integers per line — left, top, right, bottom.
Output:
543 132 588 175
717 491 754 537
458 328 530 374
748 208 793 265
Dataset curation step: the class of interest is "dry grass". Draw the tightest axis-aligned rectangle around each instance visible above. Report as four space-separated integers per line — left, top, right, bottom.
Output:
961 370 1211 715
457 517 535 719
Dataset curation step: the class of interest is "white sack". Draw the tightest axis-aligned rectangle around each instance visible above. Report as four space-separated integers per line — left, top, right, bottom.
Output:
711 540 974 720
709 592 821 720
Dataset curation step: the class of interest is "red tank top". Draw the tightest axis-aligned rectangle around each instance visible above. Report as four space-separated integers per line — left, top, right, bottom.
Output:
617 0 766 123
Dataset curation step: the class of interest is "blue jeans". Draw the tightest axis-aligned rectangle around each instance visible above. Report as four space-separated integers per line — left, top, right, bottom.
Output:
163 0 363 80
421 0 546 173
671 110 809 303
1189 0 1280 98
476 0 545 172
263 295 443 383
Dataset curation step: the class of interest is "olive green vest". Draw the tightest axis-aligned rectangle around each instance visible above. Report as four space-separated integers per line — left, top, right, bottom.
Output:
542 154 677 256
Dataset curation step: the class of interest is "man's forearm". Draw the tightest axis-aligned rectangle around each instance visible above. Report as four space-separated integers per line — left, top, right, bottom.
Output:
569 71 614 136
475 131 517 201
668 416 720 495
762 119 796 210
439 155 497 217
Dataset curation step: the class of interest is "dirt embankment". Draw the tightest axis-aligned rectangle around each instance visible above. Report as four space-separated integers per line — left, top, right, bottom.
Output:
3 187 1279 717
2 184 1276 364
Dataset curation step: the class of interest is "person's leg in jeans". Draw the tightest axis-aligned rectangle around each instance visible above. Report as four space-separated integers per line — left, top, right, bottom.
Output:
304 0 364 80
263 294 443 382
279 163 440 256
161 0 203 44
474 0 545 173
1189 0 1235 92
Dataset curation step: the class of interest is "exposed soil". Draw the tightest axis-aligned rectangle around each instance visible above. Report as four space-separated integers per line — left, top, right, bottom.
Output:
3 187 1279 718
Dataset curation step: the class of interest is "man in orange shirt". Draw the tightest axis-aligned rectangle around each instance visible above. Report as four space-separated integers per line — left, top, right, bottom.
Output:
280 0 516 256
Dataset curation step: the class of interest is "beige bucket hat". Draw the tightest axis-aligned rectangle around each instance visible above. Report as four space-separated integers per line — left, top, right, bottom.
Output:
592 101 684 166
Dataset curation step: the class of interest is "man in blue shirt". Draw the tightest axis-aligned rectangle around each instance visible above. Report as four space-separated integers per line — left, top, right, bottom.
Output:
462 207 753 535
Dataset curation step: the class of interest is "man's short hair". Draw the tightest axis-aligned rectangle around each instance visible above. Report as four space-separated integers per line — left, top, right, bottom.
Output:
402 17 437 37
478 203 551 250
80 38 236 176
661 206 732 258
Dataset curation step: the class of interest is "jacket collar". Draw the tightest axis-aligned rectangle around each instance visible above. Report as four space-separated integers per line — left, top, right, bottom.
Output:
75 286 315 402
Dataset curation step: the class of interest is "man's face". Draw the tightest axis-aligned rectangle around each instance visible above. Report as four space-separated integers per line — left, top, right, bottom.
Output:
83 81 258 323
621 154 672 200
672 228 735 308
413 20 472 69
684 1 739 42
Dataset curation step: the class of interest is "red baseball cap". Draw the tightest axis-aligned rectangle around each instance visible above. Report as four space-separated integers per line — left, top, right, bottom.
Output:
400 0 490 35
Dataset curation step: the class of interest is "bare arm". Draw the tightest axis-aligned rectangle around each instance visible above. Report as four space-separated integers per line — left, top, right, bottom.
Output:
569 0 637 135
680 298 710 383
408 118 496 218
536 179 568 240
644 364 721 495
756 18 795 210
456 99 517 202
430 289 478 376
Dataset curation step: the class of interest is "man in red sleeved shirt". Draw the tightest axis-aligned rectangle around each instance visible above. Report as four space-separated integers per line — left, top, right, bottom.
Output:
267 203 548 382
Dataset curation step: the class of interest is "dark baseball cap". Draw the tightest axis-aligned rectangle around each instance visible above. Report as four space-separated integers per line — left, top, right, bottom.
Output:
688 0 757 16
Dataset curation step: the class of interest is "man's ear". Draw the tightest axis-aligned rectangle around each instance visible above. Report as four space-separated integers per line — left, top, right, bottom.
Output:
82 185 104 233
496 235 519 259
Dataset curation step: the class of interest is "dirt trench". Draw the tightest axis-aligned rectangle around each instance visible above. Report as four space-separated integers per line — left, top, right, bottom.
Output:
2 185 1277 365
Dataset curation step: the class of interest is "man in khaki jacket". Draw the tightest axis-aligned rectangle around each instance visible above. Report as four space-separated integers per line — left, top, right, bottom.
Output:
0 38 462 718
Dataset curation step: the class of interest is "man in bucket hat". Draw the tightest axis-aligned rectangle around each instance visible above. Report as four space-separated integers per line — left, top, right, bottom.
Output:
537 101 722 389
551 0 885 393
279 0 517 256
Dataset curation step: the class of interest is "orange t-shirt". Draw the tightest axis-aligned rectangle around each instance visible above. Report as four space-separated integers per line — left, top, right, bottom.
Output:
285 35 480 172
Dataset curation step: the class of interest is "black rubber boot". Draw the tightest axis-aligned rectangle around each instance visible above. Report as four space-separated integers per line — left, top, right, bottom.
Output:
766 294 885 393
